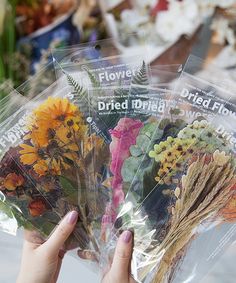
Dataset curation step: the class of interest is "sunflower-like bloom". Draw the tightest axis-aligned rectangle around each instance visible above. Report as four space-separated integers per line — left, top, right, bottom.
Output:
25 97 88 147
34 97 78 128
19 97 90 177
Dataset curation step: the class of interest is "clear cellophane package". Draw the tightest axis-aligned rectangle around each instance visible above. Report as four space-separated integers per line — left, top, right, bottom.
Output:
0 89 30 234
150 64 182 89
0 42 154 266
16 61 57 99
0 77 115 268
100 56 236 283
85 77 178 262
0 89 28 124
51 38 120 64
52 39 150 225
52 38 150 91
62 53 152 244
0 63 59 235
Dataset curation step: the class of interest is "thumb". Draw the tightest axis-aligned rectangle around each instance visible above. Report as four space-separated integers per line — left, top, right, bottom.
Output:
110 230 133 281
42 210 78 257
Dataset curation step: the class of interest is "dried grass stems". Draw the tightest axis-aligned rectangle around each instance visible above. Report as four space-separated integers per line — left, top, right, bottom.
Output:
141 151 236 283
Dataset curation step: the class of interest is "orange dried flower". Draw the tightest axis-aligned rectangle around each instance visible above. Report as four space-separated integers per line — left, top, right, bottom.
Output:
19 143 42 165
220 193 236 222
29 198 47 217
34 97 78 128
19 97 89 177
4 173 24 191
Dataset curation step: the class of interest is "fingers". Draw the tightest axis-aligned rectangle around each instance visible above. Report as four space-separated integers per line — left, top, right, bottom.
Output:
110 230 133 281
42 211 78 257
53 250 65 283
24 230 45 249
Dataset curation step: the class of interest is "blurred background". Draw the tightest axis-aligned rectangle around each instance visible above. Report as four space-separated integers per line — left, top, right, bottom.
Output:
1 0 236 282
1 0 236 91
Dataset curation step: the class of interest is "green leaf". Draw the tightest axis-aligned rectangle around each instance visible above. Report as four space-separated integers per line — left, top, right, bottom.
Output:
84 67 101 88
59 176 78 205
121 156 142 183
140 122 157 137
0 199 34 231
140 122 163 141
0 200 14 219
66 73 87 99
136 135 151 152
131 61 149 87
130 145 143 157
130 61 149 96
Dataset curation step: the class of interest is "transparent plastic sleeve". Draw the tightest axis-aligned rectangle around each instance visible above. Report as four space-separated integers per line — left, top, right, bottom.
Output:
150 64 182 89
51 38 121 64
84 60 154 243
52 39 149 92
16 61 57 99
0 89 29 235
0 89 28 124
0 78 109 266
101 56 236 282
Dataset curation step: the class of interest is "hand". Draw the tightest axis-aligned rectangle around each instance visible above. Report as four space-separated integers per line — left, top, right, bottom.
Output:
102 230 136 283
17 211 78 283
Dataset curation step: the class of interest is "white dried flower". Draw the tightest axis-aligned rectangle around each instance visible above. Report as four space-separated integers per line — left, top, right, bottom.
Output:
211 17 236 46
120 9 149 33
134 0 157 10
213 150 231 166
155 0 200 42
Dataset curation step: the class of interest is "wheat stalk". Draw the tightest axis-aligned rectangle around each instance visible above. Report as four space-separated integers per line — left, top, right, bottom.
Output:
138 152 236 282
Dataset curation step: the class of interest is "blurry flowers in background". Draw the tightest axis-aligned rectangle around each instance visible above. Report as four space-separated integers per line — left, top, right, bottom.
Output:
1 0 236 95
101 0 236 60
154 0 200 42
16 0 76 36
73 0 106 42
211 5 236 47
0 0 107 95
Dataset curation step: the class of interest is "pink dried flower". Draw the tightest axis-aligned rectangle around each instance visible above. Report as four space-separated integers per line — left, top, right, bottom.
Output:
109 118 143 207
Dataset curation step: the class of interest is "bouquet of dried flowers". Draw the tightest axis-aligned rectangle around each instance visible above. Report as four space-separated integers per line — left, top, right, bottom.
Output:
0 91 108 256
0 41 236 283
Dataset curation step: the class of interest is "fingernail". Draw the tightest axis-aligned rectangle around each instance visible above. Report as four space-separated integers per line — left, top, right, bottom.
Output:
121 230 132 243
66 211 78 225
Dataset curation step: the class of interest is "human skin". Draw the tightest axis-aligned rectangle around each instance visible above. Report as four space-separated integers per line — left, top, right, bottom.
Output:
17 211 135 283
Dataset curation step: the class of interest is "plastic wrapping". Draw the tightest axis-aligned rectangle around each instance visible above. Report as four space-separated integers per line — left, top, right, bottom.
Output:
0 89 28 124
150 64 182 89
51 44 153 244
52 38 120 64
16 62 57 99
0 89 29 235
84 59 152 242
52 39 150 92
0 78 109 263
0 47 235 283
101 56 236 283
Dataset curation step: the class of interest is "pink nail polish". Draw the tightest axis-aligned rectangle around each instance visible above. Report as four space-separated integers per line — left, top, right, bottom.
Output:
67 211 78 224
121 230 132 243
